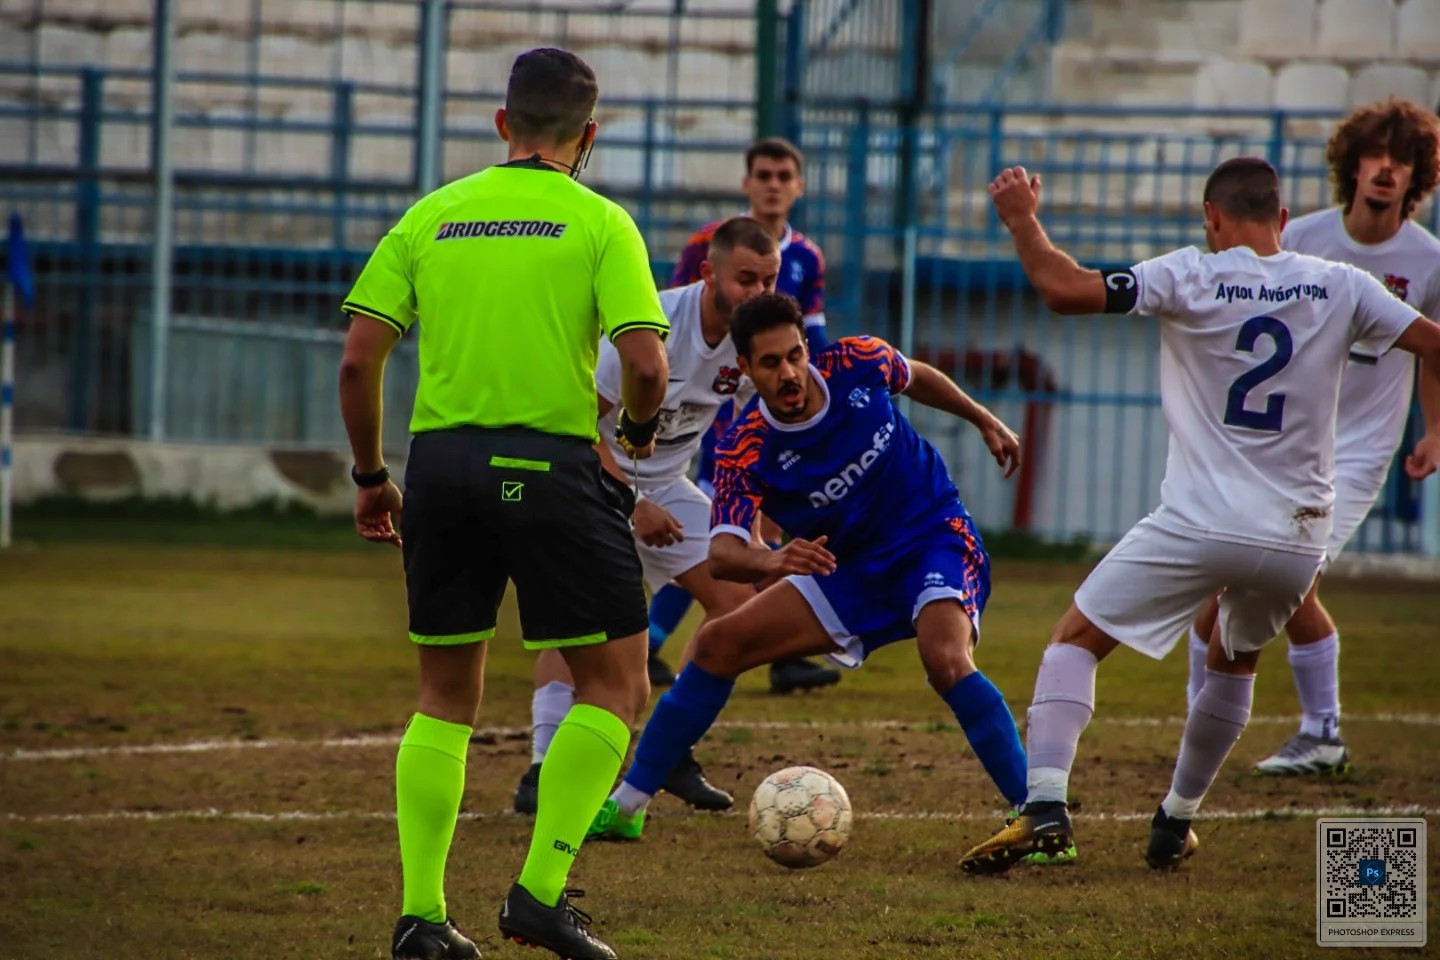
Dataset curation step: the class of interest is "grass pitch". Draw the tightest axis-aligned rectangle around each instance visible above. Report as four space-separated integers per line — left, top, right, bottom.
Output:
1 532 1437 960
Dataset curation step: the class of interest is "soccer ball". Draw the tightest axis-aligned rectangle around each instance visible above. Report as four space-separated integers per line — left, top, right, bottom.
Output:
747 765 853 869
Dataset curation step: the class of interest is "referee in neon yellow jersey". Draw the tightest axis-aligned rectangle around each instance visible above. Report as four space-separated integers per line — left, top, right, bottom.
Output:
338 47 669 960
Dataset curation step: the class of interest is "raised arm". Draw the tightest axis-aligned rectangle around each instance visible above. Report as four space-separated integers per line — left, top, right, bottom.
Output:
904 359 1021 478
989 166 1110 316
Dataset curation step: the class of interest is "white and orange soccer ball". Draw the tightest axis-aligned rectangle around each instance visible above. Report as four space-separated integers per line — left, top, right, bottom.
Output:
747 765 853 869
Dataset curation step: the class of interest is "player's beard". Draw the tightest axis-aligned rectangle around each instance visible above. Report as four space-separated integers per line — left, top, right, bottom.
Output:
772 377 807 420
1362 196 1394 214
712 285 735 323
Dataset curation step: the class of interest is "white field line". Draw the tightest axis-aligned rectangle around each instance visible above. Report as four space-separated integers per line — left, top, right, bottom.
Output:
4 805 1436 826
5 713 1439 763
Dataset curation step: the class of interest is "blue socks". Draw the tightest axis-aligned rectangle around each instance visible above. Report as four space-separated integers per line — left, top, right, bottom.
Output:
624 663 736 795
942 671 1028 808
647 584 694 654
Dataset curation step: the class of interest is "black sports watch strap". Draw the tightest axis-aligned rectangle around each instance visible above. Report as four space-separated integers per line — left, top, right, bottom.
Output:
617 409 660 447
351 464 391 488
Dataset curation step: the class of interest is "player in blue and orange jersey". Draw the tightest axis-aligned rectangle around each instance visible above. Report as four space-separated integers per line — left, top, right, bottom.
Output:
588 293 1040 848
647 136 840 696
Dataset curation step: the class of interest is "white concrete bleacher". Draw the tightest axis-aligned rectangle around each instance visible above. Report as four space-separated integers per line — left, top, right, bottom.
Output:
1348 64 1431 108
1239 0 1318 61
1315 0 1396 62
1396 0 1440 61
1193 59 1275 110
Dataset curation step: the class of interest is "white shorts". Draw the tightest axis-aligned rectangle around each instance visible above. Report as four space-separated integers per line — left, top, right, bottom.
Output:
634 477 713 593
1325 461 1388 565
1075 516 1324 661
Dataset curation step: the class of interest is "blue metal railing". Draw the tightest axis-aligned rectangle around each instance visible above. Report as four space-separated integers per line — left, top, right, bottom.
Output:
1 25 1434 550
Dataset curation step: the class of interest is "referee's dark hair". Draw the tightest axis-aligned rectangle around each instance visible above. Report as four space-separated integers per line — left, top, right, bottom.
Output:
505 48 598 144
731 293 805 358
707 216 779 263
1203 157 1281 223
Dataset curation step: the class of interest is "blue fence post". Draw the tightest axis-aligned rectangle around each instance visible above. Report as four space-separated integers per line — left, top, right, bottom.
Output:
844 100 871 327
1267 110 1286 169
1044 0 1066 42
331 82 354 251
781 0 806 146
984 105 1004 244
70 68 103 432
640 99 656 240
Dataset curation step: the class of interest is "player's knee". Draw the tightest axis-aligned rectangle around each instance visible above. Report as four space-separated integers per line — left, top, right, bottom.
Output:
690 619 743 678
626 673 652 724
915 631 976 693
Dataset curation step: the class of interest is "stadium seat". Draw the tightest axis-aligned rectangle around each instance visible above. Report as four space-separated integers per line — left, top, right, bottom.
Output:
1316 0 1397 61
1239 0 1317 60
1347 64 1430 107
0 114 29 164
1396 0 1440 59
1193 58 1275 109
678 116 752 191
176 32 248 74
1274 62 1350 110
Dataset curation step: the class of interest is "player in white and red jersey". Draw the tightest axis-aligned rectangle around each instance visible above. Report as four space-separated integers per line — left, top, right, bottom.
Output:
1185 99 1440 777
960 157 1440 875
512 217 780 816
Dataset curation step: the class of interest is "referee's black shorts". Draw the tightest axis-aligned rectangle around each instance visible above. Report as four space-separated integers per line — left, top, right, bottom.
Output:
400 426 649 649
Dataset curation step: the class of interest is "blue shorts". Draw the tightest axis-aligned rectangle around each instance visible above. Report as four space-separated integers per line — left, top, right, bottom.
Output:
786 511 991 668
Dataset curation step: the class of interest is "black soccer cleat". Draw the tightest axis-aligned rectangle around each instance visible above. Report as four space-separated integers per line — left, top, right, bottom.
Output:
769 657 841 694
647 651 677 688
391 914 480 960
661 749 734 810
513 762 541 815
498 883 616 960
1145 805 1200 869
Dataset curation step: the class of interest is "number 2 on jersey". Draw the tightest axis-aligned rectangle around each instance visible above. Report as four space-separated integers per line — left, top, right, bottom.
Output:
1224 315 1292 432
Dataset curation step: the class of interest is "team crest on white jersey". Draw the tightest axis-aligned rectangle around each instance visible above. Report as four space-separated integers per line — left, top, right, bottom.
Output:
711 365 742 395
1383 273 1410 302
848 387 870 409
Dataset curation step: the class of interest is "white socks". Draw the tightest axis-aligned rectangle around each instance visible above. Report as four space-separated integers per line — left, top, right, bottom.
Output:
1290 633 1341 739
1185 626 1208 710
1024 643 1099 805
612 781 652 815
1163 668 1255 821
530 680 575 764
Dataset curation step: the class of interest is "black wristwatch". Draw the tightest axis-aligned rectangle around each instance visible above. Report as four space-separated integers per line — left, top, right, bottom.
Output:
351 464 391 488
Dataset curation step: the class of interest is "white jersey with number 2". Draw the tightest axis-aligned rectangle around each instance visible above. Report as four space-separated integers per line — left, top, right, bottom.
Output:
1125 245 1419 552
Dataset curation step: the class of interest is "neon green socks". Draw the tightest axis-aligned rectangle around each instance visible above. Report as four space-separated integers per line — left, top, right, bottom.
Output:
517 703 631 906
395 712 471 922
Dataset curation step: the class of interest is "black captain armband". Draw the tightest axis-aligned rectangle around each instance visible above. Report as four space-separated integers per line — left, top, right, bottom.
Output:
617 409 660 448
1101 269 1139 314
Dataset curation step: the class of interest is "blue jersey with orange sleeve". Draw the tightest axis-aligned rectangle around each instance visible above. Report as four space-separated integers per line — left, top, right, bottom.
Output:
709 336 968 562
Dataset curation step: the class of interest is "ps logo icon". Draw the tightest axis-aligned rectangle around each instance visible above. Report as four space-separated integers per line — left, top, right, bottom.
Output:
1358 859 1385 886
501 481 524 502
